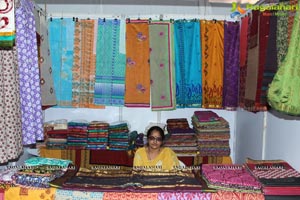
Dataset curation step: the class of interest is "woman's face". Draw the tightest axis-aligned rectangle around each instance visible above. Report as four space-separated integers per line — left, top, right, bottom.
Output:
148 130 163 150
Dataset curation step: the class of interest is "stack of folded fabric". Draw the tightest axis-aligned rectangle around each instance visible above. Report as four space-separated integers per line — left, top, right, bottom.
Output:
192 111 231 156
67 120 89 149
108 122 130 150
86 121 109 150
12 157 72 189
165 118 198 156
245 158 300 195
45 119 69 149
202 164 262 193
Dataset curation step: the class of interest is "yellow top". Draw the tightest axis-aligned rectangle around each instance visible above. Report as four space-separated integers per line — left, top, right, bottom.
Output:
133 147 180 171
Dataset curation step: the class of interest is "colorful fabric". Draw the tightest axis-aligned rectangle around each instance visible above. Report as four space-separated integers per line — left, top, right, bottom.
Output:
223 21 239 110
149 21 176 111
157 192 211 200
174 20 202 108
0 0 15 48
55 189 104 200
238 16 250 107
211 190 264 200
244 10 259 111
49 18 75 107
34 8 56 109
267 7 300 115
15 0 44 144
72 19 104 108
133 147 179 171
94 18 126 106
0 48 23 163
103 192 157 200
201 20 224 108
24 157 72 167
124 20 150 107
5 187 56 200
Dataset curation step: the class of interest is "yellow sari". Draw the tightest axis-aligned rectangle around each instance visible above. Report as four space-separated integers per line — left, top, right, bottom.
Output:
133 147 179 171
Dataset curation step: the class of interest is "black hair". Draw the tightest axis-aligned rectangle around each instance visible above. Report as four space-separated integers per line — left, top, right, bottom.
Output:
146 126 165 141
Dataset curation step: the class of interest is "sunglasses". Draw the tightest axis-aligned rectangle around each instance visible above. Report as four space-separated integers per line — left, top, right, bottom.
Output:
148 136 163 142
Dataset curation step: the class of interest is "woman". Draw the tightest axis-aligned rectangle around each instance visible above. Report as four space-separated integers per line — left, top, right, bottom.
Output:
133 126 180 171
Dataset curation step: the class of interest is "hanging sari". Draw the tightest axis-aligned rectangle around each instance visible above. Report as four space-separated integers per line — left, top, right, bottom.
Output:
94 18 126 106
34 8 56 109
149 21 176 111
49 18 75 107
239 16 250 108
174 20 202 108
72 19 104 108
223 21 240 110
124 20 150 107
15 0 43 144
267 7 300 115
200 20 224 108
0 48 23 163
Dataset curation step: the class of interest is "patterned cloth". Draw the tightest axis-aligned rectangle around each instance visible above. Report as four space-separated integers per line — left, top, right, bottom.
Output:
157 192 211 200
94 18 126 106
4 187 56 200
103 192 157 200
200 20 224 109
15 0 44 144
34 7 56 109
55 189 104 200
72 19 104 108
124 20 150 107
0 48 23 163
49 18 75 107
267 6 300 115
211 190 264 200
0 0 15 49
223 21 239 110
174 20 202 108
149 21 176 111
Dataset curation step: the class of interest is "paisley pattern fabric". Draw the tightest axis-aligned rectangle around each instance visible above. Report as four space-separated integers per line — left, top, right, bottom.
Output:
15 0 44 144
157 192 211 200
0 0 15 48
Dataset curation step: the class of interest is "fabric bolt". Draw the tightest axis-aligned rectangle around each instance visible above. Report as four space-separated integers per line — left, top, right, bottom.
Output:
133 147 180 171
287 0 298 43
222 21 240 110
0 48 23 163
72 19 104 108
5 187 56 200
267 7 300 115
174 20 202 108
94 18 126 106
201 20 224 109
48 18 75 107
124 20 150 107
244 10 260 111
0 0 15 48
238 16 250 108
34 8 56 109
149 21 176 111
55 189 104 200
15 0 44 144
